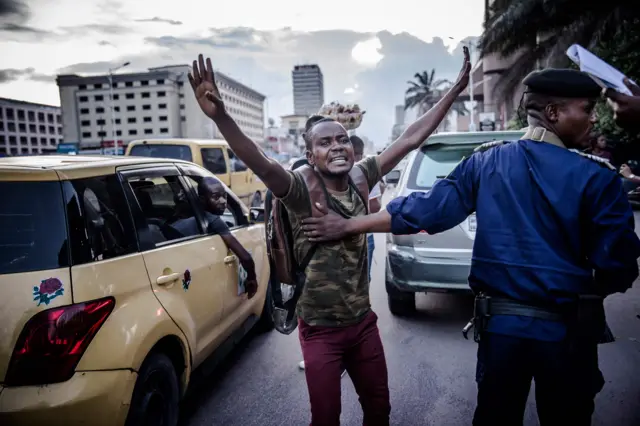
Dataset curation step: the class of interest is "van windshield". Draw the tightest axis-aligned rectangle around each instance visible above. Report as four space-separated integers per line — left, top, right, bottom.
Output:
407 143 479 190
0 181 69 274
129 144 193 162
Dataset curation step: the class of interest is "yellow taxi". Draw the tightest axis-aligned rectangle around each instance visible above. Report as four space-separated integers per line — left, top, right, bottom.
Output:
0 155 273 426
125 138 267 208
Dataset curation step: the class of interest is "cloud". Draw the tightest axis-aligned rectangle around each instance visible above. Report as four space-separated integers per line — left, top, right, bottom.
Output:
0 67 54 83
0 0 28 20
0 21 132 43
135 16 182 25
11 26 471 145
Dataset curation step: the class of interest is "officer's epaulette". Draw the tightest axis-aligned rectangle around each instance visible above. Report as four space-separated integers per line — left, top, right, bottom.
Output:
568 149 617 171
474 140 510 153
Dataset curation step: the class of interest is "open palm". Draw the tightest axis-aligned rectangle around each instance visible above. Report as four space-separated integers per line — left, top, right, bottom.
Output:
188 54 225 120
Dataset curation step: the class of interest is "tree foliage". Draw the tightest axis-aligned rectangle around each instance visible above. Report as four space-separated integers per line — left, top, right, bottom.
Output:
404 69 467 116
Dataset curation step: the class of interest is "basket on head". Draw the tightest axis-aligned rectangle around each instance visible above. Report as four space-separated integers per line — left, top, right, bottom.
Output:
318 102 366 131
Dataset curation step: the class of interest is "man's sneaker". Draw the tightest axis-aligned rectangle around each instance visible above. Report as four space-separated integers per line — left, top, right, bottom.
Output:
298 360 305 370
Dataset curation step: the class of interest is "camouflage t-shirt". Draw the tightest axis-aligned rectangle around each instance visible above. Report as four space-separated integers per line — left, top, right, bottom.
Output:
280 156 381 327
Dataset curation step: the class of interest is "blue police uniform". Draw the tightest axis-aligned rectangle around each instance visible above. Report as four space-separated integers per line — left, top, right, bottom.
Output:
386 68 640 425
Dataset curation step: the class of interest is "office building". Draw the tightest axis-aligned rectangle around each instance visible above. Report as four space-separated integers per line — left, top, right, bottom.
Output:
0 97 63 156
57 65 265 153
292 65 325 116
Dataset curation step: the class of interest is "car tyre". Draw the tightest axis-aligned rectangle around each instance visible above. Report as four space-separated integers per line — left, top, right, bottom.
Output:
387 289 416 316
256 268 276 333
125 353 179 426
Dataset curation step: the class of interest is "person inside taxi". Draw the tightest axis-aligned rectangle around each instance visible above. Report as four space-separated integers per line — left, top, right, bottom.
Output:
172 176 258 298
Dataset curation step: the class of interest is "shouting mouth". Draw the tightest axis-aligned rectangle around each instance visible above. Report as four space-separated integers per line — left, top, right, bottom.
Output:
330 156 348 166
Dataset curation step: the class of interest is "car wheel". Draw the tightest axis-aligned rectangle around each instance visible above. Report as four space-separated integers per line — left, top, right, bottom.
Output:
387 289 416 317
251 191 263 207
125 353 179 426
256 272 276 333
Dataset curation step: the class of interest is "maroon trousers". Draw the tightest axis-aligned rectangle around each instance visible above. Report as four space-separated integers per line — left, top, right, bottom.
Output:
298 310 391 426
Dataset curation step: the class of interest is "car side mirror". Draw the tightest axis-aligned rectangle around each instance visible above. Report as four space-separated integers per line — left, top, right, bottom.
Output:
385 170 401 185
249 207 265 223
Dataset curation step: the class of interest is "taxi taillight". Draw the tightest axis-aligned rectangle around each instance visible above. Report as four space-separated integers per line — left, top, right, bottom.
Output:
5 297 115 387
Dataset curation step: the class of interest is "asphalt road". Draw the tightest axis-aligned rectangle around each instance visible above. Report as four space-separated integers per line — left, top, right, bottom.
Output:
180 203 640 426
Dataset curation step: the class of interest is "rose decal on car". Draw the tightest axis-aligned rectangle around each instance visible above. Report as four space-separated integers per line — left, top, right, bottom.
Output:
33 278 64 306
182 270 192 291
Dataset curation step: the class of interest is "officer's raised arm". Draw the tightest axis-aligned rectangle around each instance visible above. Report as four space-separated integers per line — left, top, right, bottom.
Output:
302 155 480 242
376 47 471 176
584 169 640 295
188 54 291 198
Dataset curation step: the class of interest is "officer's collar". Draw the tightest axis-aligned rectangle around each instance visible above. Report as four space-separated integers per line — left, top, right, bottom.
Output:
522 126 566 149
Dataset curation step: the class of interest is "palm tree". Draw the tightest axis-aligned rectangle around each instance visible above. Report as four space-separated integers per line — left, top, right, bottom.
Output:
480 1 639 105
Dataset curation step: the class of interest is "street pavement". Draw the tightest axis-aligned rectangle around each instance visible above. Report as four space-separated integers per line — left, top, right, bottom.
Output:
180 200 640 426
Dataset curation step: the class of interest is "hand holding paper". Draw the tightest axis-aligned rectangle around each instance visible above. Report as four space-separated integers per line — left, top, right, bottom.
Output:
566 44 635 95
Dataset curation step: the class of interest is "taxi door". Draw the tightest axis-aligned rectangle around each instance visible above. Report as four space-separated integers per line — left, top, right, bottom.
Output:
119 165 226 368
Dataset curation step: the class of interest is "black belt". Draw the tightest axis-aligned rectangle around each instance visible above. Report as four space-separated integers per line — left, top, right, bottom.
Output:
489 297 564 322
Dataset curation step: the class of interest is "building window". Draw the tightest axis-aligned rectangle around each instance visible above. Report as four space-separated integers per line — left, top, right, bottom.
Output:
0 135 4 144
142 104 151 110
47 113 54 123
38 112 45 121
40 137 46 145
114 106 120 112
96 119 106 126
180 104 185 110
181 116 186 122
141 80 149 86
157 79 164 84
94 83 102 89
160 128 169 134
27 111 35 120
96 107 105 113
39 125 45 133
159 103 167 109
157 91 166 97
97 131 107 137
116 130 122 136
29 124 36 132
141 92 150 98
79 84 87 90
48 126 55 134
126 93 134 99
7 123 15 132
18 123 26 132
111 82 118 88
82 131 91 138
20 136 27 143
129 129 137 135
143 117 152 123
17 110 25 120
115 118 121 124
126 105 135 112
58 127 62 135
80 108 89 114
159 116 168 122
56 115 61 124
144 129 153 135
9 135 16 144
112 94 119 100
95 95 104 101
49 138 57 145
127 117 136 123
79 96 88 102
30 136 37 144
177 81 183 87
6 108 14 119
125 81 133 87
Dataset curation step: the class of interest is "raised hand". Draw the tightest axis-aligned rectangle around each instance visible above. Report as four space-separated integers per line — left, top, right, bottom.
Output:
453 46 471 92
188 54 226 120
604 79 640 132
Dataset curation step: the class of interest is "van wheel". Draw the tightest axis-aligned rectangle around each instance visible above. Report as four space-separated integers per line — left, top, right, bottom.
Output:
387 286 416 317
251 191 263 207
256 277 276 332
126 353 179 426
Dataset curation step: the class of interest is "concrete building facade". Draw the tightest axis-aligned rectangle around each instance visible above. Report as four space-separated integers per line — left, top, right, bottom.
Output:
0 97 63 156
292 65 325 116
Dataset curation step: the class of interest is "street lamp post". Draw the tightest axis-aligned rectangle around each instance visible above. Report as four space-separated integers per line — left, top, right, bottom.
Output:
108 62 130 155
450 38 476 131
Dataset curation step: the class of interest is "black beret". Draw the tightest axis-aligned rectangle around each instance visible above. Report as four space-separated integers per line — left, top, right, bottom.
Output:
522 69 602 98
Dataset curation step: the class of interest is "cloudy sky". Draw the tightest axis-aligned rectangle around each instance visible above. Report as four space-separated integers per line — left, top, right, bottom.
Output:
0 0 484 145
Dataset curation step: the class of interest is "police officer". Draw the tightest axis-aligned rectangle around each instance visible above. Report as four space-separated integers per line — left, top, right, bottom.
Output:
300 68 640 425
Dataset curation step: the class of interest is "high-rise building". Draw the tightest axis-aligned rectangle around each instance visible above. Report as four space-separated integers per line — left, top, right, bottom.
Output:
57 65 265 153
292 65 325 116
0 97 63 156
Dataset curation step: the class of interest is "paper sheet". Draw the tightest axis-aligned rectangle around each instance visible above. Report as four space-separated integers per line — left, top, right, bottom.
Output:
566 44 635 95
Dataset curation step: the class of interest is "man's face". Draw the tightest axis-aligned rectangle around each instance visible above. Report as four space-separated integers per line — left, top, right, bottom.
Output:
306 121 354 176
354 149 364 162
548 98 597 148
201 182 227 215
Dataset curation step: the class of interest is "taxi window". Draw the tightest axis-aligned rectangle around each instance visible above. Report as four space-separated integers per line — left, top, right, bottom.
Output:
0 181 69 274
407 144 478 189
129 144 193 162
201 148 227 174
